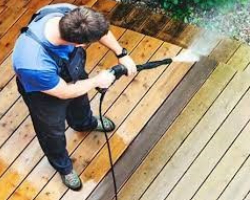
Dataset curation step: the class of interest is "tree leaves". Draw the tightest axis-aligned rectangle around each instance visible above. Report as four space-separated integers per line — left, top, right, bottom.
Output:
161 0 248 20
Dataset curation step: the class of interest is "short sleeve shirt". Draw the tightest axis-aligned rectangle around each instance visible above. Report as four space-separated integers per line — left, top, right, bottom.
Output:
12 4 76 92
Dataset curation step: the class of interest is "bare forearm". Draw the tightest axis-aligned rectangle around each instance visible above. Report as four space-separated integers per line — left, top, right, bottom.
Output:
99 30 137 76
43 71 115 99
99 31 123 55
43 77 98 99
61 78 98 99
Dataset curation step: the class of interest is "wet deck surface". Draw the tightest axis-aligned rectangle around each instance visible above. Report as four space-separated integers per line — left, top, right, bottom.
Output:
1 0 250 200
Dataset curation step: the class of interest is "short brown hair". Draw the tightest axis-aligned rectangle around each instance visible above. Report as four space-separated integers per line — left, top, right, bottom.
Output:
59 6 109 44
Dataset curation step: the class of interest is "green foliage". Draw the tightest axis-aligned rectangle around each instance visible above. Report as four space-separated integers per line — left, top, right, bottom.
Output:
161 0 248 21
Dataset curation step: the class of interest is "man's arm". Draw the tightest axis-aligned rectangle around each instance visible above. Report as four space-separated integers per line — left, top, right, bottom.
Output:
99 31 124 56
99 31 137 76
43 70 115 99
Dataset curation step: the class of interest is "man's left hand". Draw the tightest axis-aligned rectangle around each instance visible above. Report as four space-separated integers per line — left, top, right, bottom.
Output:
118 55 137 76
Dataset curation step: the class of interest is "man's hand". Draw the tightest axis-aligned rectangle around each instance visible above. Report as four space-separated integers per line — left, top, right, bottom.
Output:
94 70 116 88
118 55 137 76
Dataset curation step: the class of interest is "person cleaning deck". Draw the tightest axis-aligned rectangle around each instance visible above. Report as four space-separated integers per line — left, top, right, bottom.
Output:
12 3 136 191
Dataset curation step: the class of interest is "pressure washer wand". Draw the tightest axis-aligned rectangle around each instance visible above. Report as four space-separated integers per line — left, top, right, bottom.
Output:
113 57 173 80
136 58 173 72
96 58 173 94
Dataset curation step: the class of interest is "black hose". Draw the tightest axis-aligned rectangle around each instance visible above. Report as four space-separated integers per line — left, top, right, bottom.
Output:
99 91 118 200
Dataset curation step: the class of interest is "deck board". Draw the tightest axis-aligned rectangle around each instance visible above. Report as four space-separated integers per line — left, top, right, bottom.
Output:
209 38 242 63
140 70 250 200
164 85 250 200
0 0 7 14
0 136 43 200
109 3 134 27
1 1 250 200
141 13 170 37
0 57 15 90
114 62 235 200
227 43 250 71
0 98 29 148
218 156 250 200
120 6 152 32
191 118 250 200
88 56 221 200
0 78 20 118
91 0 117 16
157 19 187 45
245 193 250 200
0 0 33 39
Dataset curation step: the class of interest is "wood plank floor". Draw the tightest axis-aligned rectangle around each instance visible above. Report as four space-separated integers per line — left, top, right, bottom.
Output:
1 0 250 200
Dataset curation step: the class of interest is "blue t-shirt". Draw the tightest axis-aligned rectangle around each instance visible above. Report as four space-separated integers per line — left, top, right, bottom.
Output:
13 4 75 92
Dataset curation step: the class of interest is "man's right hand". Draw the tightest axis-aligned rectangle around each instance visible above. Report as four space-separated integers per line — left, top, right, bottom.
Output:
94 70 116 89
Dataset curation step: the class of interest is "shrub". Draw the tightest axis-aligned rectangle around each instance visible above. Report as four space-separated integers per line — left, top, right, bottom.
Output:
161 0 248 21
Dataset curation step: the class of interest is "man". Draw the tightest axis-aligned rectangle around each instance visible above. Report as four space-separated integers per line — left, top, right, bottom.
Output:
12 3 136 191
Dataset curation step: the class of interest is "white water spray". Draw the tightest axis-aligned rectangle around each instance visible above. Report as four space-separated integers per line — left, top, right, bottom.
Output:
173 49 201 62
172 30 223 63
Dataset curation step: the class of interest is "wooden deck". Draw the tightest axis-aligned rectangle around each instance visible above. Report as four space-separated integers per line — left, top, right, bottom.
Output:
1 0 250 200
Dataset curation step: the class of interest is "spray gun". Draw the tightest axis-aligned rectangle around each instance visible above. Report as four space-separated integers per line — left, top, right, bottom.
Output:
97 58 173 93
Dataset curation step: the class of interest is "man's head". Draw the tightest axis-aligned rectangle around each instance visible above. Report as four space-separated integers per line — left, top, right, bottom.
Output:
59 6 109 45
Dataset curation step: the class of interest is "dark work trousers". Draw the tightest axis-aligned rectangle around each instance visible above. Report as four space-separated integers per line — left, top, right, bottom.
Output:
16 78 97 175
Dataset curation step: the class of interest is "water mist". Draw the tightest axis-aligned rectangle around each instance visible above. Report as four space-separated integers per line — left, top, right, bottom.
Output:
172 30 223 63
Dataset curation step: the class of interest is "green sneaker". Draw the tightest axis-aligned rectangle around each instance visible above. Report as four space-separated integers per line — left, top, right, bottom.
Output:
60 170 82 191
94 116 116 132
